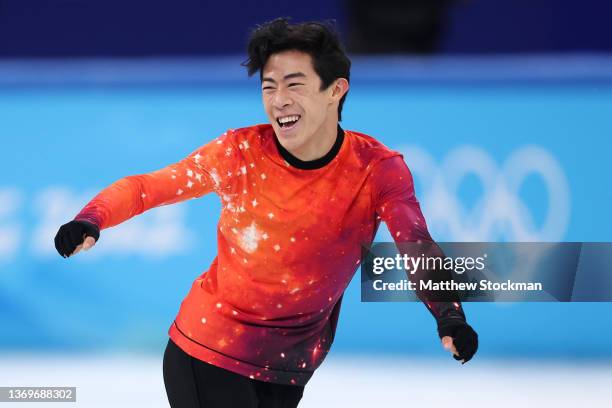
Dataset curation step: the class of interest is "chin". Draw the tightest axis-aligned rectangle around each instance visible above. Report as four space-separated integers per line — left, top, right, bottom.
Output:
274 124 300 142
278 134 303 151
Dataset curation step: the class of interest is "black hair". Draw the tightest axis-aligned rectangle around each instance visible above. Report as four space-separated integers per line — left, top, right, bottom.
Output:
242 18 351 121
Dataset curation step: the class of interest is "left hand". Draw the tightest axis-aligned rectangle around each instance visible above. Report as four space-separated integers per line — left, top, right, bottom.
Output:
439 321 478 364
442 336 459 357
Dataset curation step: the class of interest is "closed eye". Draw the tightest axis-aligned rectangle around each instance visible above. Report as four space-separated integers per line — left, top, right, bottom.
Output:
288 83 304 87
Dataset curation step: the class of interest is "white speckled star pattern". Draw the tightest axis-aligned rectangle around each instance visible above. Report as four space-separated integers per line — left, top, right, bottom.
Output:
75 124 445 386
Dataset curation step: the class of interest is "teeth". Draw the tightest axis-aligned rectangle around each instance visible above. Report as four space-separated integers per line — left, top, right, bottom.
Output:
278 115 300 124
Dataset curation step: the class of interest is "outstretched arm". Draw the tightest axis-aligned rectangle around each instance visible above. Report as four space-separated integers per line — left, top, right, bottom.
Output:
55 131 236 257
371 155 478 363
73 151 215 230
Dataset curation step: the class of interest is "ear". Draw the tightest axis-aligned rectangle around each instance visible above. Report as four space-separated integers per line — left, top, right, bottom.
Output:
330 78 349 103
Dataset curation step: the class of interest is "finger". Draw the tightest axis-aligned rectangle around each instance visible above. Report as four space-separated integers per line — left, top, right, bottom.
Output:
65 226 84 256
442 336 459 356
441 336 453 350
82 236 96 250
67 226 84 249
71 244 83 256
443 337 459 356
79 221 100 242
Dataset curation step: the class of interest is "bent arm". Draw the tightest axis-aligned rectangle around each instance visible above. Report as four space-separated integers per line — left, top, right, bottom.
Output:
371 155 467 324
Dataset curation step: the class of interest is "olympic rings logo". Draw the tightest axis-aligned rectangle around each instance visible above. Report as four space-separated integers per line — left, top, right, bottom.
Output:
397 145 571 241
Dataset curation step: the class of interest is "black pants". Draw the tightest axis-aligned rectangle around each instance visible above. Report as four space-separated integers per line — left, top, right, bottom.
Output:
163 339 305 408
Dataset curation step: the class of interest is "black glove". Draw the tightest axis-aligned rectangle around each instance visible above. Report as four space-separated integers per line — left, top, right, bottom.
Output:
54 220 100 258
438 317 478 364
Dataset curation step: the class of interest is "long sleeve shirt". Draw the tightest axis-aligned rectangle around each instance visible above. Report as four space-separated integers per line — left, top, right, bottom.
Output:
75 124 465 386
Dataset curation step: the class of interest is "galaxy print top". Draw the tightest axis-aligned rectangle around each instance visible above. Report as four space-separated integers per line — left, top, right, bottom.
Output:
74 124 464 385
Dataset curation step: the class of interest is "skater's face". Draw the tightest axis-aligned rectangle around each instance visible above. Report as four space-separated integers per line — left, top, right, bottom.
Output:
261 50 348 160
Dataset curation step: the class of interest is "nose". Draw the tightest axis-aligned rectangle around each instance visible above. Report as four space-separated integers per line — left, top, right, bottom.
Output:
272 87 293 110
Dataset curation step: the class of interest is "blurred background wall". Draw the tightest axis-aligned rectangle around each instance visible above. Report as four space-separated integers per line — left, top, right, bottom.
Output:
2 0 612 56
1 2 611 405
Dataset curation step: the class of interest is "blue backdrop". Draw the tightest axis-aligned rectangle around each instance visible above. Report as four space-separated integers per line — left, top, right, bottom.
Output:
1 56 611 358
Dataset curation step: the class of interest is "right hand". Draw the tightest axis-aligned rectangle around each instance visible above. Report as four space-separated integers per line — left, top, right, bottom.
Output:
54 220 100 258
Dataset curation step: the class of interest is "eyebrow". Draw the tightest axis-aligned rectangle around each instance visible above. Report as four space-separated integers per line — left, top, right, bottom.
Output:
261 72 307 84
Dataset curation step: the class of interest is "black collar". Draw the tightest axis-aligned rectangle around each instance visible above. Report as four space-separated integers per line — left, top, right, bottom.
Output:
274 125 345 170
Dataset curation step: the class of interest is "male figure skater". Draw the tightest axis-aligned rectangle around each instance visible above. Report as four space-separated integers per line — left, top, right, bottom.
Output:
54 18 477 408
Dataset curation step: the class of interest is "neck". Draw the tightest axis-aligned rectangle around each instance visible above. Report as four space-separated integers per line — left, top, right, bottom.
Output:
275 124 344 170
287 119 338 161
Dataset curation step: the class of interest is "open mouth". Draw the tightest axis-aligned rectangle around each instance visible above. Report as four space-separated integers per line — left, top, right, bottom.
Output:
276 115 301 129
